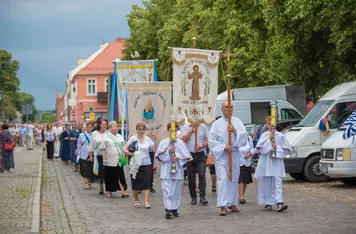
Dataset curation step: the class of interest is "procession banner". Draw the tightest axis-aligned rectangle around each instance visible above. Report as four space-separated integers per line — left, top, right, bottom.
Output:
127 82 172 140
172 48 221 126
115 60 156 122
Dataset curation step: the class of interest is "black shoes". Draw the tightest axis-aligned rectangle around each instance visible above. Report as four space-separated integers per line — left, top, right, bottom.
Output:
239 199 246 204
264 205 272 211
165 210 172 219
200 197 208 205
191 198 197 205
172 210 179 217
165 209 179 219
277 203 288 212
150 188 156 193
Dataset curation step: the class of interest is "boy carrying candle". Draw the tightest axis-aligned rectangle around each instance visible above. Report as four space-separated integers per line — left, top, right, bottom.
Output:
156 121 192 219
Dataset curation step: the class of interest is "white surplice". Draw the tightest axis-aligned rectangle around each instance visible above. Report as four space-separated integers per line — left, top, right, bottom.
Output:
254 130 290 206
156 138 192 210
208 117 249 208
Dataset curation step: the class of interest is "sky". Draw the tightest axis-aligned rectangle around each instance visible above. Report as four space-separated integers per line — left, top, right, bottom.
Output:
0 0 142 110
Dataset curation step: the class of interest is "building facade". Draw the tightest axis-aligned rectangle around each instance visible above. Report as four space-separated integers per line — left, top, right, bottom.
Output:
58 38 124 123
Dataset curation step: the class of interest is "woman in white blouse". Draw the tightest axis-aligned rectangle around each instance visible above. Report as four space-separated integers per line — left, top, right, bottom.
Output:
101 121 129 198
77 122 93 189
89 119 108 195
123 122 157 209
44 124 56 160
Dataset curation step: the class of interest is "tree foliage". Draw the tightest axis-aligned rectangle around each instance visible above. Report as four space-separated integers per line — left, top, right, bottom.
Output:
125 0 356 99
0 50 37 121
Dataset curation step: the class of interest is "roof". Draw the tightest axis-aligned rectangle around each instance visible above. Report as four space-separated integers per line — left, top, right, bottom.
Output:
320 81 356 101
76 38 125 76
68 43 110 82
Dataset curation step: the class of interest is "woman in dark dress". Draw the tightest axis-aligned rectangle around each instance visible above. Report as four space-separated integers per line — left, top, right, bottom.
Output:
60 124 71 164
69 123 81 170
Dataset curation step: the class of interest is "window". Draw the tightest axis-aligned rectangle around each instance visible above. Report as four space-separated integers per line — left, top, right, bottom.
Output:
326 101 356 129
280 109 302 120
299 100 334 127
105 78 108 92
87 79 96 96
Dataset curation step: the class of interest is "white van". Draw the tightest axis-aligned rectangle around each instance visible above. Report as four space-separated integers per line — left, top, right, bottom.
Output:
284 81 356 182
319 117 356 185
215 99 303 124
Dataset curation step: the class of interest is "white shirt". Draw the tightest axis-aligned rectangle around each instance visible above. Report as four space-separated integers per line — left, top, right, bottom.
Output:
101 132 125 167
127 135 154 166
77 132 91 160
26 124 34 136
180 123 209 153
239 136 254 167
88 131 106 156
44 129 55 141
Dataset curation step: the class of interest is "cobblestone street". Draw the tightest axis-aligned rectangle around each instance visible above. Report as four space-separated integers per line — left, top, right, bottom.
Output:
40 156 356 234
0 146 41 234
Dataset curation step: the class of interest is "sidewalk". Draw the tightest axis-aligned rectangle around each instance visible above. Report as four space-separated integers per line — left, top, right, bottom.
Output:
0 146 41 233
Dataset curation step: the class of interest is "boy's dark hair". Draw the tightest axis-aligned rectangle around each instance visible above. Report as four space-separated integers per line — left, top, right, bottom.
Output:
167 122 179 131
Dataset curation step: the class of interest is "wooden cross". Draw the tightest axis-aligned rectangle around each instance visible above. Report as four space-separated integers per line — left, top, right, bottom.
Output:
190 22 198 49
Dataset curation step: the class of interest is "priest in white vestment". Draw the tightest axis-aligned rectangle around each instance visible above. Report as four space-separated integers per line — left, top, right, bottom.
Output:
254 127 290 212
156 122 192 219
208 102 249 216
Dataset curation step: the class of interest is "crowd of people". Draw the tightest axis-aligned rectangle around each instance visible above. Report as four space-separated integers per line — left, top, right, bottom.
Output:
0 102 291 219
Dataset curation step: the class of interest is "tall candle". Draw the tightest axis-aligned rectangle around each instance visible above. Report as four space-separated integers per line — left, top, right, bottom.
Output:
271 105 277 125
170 120 176 141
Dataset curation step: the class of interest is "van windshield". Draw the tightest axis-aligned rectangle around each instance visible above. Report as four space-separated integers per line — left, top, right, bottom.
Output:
299 100 334 127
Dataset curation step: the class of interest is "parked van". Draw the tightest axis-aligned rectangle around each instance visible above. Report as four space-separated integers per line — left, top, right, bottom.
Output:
284 81 356 182
319 112 356 185
216 85 305 124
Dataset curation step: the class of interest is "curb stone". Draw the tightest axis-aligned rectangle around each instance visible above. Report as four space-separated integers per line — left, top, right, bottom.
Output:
30 147 44 233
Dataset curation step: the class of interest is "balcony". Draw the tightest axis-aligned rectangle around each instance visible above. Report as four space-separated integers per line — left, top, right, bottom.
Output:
97 92 108 102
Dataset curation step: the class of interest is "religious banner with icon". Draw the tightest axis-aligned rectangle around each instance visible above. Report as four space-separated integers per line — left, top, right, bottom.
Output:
115 60 157 122
172 48 221 126
127 82 172 140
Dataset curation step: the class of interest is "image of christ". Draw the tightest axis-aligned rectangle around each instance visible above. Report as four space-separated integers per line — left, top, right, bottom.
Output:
187 65 202 100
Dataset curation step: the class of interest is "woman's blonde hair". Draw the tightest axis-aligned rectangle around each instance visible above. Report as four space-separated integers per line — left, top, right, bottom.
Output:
108 121 117 128
136 122 147 130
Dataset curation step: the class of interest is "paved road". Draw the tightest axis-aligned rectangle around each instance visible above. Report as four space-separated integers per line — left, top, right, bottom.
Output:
40 157 356 234
0 146 41 234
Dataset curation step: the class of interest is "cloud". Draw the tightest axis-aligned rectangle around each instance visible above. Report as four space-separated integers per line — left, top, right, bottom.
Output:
0 0 142 110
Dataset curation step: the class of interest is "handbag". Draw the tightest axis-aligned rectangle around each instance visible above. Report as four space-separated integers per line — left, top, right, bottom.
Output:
3 133 15 151
206 153 215 166
128 140 138 153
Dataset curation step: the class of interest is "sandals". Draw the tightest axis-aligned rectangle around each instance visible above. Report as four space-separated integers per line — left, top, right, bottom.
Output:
144 202 151 209
121 194 129 198
107 193 112 198
84 184 90 190
212 186 216 193
134 201 140 208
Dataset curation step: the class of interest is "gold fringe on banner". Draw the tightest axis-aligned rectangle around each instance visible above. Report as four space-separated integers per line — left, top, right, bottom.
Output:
116 65 154 69
127 86 172 91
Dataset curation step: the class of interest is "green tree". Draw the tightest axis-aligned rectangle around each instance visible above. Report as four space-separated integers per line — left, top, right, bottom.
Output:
19 92 37 122
125 0 356 100
0 50 22 118
40 111 56 123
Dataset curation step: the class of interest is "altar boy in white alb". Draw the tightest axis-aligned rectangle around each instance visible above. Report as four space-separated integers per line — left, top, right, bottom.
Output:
254 127 290 212
156 122 192 219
